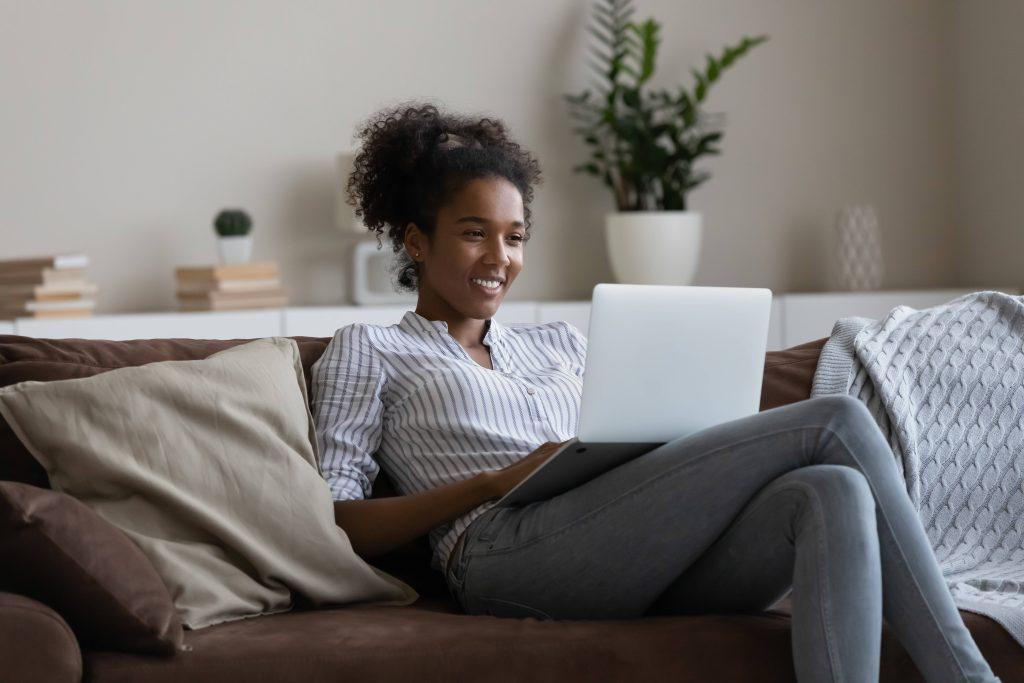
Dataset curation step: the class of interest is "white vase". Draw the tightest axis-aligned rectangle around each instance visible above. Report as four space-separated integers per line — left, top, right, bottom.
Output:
217 235 253 265
604 211 703 285
835 205 883 291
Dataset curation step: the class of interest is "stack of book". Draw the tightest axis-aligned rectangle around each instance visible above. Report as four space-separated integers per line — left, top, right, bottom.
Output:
0 254 98 320
175 262 288 311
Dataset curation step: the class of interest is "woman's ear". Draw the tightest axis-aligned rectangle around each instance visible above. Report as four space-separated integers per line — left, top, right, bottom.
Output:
404 223 423 261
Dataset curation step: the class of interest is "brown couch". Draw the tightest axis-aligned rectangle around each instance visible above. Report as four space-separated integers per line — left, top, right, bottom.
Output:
1 334 1021 683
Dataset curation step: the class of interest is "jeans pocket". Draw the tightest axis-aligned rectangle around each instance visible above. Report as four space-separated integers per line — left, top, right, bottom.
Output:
476 595 553 620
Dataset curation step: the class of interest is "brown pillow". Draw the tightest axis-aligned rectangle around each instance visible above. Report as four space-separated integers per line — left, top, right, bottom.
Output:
0 481 184 655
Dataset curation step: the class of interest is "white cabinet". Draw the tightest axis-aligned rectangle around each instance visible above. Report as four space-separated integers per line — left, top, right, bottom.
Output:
13 310 282 341
284 305 409 337
7 289 1019 350
779 287 1019 347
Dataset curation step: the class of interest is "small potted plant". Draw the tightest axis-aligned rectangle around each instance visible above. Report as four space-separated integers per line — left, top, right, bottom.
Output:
565 0 767 285
213 209 253 265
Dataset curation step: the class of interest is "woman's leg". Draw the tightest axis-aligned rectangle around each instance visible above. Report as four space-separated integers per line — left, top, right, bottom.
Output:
646 464 883 682
448 396 997 682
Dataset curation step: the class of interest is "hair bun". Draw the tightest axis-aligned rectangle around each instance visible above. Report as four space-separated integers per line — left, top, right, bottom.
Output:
436 132 480 151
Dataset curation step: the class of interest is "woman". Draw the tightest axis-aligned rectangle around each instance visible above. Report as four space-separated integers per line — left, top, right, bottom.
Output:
310 103 998 682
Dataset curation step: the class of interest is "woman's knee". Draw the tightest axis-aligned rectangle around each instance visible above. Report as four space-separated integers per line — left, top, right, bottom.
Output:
814 394 874 426
782 465 876 520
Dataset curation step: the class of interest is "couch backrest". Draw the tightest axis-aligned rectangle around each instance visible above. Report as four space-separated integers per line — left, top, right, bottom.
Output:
0 333 825 593
0 333 826 494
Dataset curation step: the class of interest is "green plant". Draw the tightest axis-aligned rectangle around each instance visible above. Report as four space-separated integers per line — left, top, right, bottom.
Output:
213 209 253 237
565 0 768 211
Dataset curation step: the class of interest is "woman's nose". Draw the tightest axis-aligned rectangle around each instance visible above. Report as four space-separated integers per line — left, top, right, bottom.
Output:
484 240 511 265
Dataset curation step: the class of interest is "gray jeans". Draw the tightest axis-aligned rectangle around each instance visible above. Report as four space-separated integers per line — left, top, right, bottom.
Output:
444 396 999 683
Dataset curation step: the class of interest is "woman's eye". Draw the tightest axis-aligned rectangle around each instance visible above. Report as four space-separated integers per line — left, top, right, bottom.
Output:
465 230 524 244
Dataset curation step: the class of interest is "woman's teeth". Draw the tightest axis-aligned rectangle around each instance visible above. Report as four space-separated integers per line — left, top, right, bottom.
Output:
472 278 501 289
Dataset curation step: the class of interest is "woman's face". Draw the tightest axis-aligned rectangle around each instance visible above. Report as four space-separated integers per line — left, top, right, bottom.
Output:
406 176 526 322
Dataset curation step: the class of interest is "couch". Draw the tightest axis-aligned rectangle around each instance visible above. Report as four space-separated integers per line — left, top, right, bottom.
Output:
0 333 1021 683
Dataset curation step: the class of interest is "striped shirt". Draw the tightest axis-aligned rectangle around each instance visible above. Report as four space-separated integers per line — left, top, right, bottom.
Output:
309 310 587 572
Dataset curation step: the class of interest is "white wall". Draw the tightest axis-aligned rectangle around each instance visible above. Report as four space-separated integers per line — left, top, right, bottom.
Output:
951 0 1024 290
0 0 958 313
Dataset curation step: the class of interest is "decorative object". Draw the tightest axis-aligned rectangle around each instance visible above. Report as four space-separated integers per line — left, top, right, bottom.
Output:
565 0 767 284
605 212 702 285
835 204 883 291
214 208 254 265
351 240 417 306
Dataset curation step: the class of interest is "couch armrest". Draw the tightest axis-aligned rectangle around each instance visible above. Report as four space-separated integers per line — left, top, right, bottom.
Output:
0 591 82 682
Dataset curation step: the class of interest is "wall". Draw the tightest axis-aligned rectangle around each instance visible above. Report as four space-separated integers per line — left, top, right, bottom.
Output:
0 0 957 313
951 0 1024 289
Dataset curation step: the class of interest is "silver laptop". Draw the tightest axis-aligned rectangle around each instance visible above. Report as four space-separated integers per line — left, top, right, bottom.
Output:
494 283 773 508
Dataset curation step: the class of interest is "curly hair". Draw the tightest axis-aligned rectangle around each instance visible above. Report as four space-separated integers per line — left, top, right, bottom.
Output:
346 102 542 292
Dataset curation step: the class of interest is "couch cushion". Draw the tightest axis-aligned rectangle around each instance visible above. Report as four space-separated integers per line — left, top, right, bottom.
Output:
83 596 1024 683
0 338 417 630
85 597 799 683
0 481 183 654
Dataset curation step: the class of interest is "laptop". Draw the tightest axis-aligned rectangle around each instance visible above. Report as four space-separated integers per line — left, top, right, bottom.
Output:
494 283 773 508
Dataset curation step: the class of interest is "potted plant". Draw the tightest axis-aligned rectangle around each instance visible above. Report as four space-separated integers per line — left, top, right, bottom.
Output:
565 0 767 285
213 209 253 265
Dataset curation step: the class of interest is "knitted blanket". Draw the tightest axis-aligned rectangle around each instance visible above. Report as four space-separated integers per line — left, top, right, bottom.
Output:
811 291 1024 647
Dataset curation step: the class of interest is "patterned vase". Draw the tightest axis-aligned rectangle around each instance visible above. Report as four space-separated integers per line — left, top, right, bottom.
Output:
836 204 884 291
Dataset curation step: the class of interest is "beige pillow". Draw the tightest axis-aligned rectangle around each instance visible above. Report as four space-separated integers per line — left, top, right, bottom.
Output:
0 337 417 629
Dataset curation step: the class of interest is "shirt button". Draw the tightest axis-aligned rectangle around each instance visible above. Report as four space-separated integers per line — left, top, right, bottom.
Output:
527 388 536 395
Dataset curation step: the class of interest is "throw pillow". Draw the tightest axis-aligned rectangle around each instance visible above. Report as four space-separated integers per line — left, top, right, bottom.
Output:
0 481 184 654
0 337 417 629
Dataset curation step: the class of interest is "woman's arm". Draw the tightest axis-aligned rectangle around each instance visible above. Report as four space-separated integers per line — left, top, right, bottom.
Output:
334 440 569 559
334 471 499 559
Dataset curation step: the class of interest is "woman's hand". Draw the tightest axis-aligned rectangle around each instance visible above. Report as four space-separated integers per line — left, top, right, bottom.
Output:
483 440 573 501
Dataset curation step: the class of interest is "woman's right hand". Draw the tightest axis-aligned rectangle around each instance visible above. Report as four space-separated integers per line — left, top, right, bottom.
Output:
484 440 571 501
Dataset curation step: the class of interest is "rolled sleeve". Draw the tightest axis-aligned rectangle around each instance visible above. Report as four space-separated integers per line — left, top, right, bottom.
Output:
310 323 385 501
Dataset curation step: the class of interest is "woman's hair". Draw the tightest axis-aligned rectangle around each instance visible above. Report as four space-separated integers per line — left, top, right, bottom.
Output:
346 102 542 292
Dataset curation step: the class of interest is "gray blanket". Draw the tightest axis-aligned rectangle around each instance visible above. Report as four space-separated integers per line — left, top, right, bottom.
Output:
811 290 1024 647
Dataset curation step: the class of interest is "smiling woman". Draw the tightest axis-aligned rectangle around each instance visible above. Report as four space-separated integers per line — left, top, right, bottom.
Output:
346 104 541 343
312 102 1001 682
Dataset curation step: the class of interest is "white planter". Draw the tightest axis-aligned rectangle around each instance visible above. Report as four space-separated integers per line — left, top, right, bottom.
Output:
604 211 703 285
217 235 253 265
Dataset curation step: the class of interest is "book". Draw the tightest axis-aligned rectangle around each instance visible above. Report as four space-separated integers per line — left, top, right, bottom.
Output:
175 278 281 295
0 282 98 300
175 262 280 283
178 295 288 312
0 268 89 285
0 254 89 272
23 298 96 313
177 288 287 304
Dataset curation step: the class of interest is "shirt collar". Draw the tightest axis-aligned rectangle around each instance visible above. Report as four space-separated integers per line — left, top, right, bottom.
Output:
400 310 502 345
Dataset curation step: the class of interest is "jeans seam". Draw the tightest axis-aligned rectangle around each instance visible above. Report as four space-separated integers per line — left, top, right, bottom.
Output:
479 423 834 556
724 480 845 682
806 483 843 683
823 425 967 678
